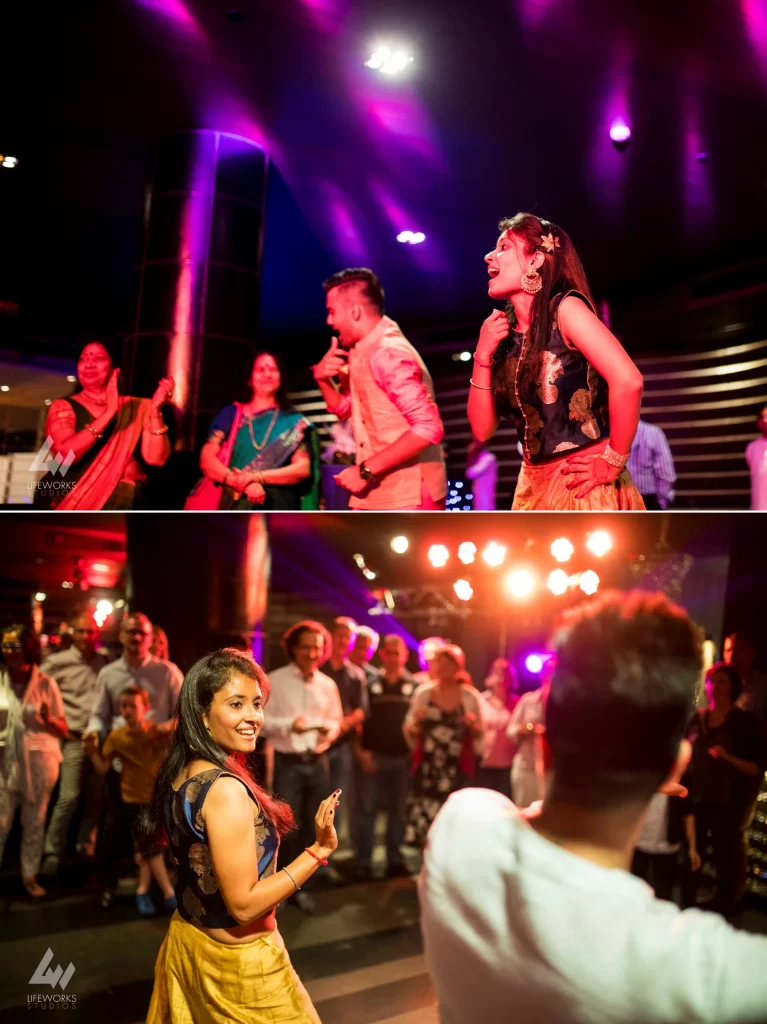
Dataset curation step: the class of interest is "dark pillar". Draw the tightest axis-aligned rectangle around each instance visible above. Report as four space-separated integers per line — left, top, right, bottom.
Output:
125 131 269 507
125 513 269 674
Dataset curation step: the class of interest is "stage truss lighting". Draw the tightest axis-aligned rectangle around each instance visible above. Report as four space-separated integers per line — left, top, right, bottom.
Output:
550 537 574 563
586 530 612 557
458 541 476 565
505 568 536 599
547 569 569 596
580 570 600 595
396 230 426 244
391 535 409 554
482 541 506 568
428 544 450 568
453 579 473 601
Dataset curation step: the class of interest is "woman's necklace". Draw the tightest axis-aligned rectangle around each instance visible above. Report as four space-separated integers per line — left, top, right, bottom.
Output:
246 406 279 452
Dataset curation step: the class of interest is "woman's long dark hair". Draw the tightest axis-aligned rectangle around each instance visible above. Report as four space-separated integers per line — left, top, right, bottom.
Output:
491 213 597 409
143 648 295 839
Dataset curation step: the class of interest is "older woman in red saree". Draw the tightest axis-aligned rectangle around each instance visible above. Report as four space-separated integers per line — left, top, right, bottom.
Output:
38 342 173 510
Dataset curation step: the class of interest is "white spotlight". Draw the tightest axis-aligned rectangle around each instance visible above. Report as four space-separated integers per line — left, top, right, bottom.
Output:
391 536 409 554
458 542 476 565
453 579 473 601
365 46 414 75
580 570 600 595
34 592 47 603
586 531 612 557
550 538 574 563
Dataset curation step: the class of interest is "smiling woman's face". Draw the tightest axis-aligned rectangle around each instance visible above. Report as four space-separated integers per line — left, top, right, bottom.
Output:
202 672 264 754
484 230 531 300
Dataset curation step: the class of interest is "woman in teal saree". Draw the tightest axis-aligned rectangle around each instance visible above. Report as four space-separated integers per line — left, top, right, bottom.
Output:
199 351 320 510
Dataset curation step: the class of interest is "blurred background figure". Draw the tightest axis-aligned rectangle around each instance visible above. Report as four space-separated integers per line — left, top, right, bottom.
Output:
0 624 68 898
683 663 760 918
466 440 498 511
627 419 677 511
476 659 519 797
413 636 446 685
355 634 415 880
724 632 767 764
746 403 767 511
403 645 484 848
348 626 380 685
149 626 169 661
507 675 551 808
40 614 108 877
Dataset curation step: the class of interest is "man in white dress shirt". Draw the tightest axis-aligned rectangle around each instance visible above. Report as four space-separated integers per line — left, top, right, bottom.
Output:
264 620 343 913
420 591 767 1024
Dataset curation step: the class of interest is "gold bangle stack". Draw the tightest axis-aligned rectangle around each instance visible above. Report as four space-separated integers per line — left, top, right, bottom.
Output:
600 444 629 470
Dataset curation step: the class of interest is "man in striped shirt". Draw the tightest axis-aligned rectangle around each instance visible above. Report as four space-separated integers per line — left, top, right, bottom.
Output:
627 419 676 510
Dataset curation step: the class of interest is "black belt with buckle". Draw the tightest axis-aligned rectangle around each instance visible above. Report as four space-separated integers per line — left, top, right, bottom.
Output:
275 751 323 765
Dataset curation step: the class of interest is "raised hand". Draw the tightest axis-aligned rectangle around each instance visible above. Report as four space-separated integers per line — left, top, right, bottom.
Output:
104 368 121 422
151 376 175 411
314 790 341 856
312 337 348 382
476 309 510 362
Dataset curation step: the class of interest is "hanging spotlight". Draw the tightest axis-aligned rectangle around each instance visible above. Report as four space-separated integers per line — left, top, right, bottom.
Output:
453 579 473 601
550 537 574 563
525 654 544 674
458 541 476 565
505 569 536 599
365 45 414 75
580 570 600 595
547 569 569 596
482 542 506 568
34 592 47 603
428 544 450 568
391 536 409 554
586 530 612 557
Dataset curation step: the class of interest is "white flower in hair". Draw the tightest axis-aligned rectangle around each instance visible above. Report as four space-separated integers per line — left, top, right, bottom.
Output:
540 233 561 253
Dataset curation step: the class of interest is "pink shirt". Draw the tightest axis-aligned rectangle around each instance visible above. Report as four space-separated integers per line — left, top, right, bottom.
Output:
334 316 446 510
480 691 517 768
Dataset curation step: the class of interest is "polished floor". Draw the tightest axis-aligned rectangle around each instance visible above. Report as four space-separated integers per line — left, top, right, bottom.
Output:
2 843 766 1023
0 848 435 1024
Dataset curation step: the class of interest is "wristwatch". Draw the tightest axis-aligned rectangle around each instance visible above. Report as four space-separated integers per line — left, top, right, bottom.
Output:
359 461 380 486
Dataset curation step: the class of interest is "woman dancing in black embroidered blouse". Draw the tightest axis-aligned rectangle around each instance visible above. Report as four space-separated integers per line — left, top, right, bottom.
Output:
467 212 645 510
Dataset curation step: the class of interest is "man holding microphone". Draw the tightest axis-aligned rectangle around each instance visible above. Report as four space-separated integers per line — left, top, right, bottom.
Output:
313 268 447 510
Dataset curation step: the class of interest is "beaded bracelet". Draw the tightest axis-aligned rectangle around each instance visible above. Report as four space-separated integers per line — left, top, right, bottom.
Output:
600 444 629 470
304 847 328 866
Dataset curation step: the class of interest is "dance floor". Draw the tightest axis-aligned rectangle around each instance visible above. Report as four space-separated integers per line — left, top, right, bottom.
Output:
2 845 765 1023
0 855 436 1023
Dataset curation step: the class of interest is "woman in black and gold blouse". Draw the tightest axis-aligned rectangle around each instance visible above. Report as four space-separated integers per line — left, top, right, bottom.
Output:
144 649 339 1024
468 212 645 510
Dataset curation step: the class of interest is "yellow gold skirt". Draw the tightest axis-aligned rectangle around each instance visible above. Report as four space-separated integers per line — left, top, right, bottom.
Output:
146 913 320 1024
512 460 646 511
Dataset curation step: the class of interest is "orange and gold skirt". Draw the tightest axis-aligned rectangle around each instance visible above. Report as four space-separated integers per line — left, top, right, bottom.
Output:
147 912 320 1024
512 460 646 511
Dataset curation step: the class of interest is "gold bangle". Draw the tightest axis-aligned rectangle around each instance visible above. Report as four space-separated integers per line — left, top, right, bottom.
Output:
600 443 629 470
150 424 169 435
470 379 493 390
86 424 103 440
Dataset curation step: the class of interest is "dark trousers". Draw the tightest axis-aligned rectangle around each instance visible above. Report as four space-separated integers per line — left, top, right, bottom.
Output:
682 804 747 916
355 753 410 868
273 754 330 885
328 743 354 843
95 768 128 891
474 765 512 799
631 848 678 902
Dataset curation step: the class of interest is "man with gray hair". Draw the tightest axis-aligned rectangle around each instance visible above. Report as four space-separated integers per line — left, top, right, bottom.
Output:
348 625 380 686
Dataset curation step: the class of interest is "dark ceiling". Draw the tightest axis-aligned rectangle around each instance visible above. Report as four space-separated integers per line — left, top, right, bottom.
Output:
4 0 767 353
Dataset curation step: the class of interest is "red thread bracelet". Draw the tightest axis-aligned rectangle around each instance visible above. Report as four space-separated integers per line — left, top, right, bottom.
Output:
304 847 328 866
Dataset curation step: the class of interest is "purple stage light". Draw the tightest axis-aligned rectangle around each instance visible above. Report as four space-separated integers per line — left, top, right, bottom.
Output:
609 121 631 144
525 654 545 674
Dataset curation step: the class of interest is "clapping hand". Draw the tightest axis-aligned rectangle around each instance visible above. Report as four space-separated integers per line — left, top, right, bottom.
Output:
151 377 175 412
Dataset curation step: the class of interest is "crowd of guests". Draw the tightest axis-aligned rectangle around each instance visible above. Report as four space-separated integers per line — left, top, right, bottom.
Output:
1 611 765 929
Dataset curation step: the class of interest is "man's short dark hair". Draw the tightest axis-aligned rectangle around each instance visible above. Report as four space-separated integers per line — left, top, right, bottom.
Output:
546 590 702 810
282 620 332 661
322 268 385 314
120 685 150 705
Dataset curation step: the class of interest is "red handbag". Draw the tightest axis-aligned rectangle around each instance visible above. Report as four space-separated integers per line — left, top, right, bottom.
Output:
184 404 244 511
